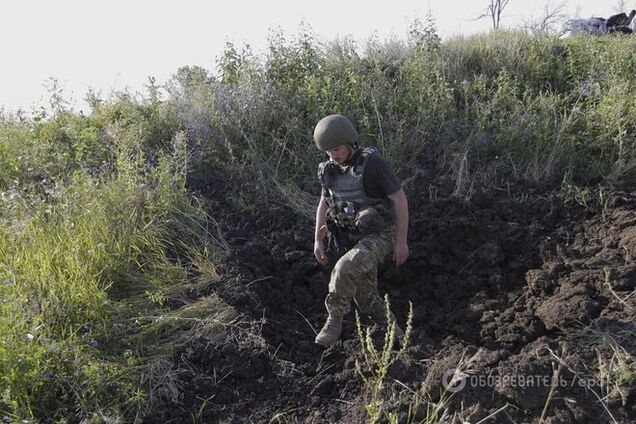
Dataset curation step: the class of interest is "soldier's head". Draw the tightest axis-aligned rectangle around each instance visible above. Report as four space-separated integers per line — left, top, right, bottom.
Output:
313 114 357 165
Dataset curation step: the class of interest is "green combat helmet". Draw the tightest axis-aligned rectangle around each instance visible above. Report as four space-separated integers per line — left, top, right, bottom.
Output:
313 114 358 151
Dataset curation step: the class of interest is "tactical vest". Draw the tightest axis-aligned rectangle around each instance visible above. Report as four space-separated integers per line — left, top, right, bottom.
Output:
318 147 393 235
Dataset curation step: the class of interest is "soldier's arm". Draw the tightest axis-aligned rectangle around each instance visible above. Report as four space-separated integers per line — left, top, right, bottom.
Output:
314 195 329 265
387 188 409 266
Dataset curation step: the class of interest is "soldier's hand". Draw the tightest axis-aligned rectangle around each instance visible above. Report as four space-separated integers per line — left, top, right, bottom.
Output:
393 242 409 267
314 239 328 265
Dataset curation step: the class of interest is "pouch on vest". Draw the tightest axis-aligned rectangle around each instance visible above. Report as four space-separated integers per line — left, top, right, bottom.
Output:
355 206 386 235
326 219 356 253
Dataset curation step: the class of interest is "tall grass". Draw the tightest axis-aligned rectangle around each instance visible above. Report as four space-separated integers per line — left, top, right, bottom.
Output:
188 28 636 207
0 122 228 421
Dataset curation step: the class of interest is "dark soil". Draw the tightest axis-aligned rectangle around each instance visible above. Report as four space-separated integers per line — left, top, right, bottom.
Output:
147 179 635 424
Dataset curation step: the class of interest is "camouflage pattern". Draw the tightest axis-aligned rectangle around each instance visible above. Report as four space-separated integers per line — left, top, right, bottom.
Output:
324 227 396 323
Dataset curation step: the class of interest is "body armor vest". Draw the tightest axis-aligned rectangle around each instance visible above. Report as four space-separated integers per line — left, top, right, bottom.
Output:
318 147 393 235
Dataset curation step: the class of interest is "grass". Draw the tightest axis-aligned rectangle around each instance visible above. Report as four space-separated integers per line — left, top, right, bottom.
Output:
159 30 636 215
0 129 230 422
560 322 636 423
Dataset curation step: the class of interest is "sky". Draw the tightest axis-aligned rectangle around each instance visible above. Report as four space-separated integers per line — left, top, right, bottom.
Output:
0 0 632 113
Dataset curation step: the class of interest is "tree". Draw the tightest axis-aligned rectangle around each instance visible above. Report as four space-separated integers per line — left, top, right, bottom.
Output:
521 0 569 35
477 0 511 29
408 7 441 51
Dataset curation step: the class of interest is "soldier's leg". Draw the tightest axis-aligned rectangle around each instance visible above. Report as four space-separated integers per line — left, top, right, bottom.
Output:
355 273 404 340
315 247 361 347
351 230 404 339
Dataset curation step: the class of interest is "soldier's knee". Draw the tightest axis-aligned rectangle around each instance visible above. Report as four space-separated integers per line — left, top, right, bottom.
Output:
333 257 358 281
337 245 376 274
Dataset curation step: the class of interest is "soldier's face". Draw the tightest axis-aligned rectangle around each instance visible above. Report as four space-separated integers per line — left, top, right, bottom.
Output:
326 145 352 165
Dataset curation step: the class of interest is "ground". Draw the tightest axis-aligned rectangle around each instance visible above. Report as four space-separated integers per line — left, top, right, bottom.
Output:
146 177 635 423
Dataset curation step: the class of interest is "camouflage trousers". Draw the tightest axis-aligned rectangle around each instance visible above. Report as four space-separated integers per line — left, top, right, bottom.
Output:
325 228 395 322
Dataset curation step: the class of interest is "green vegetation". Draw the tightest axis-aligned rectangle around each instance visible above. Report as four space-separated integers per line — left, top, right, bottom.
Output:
0 110 229 421
355 296 413 423
1 23 635 421
207 28 636 201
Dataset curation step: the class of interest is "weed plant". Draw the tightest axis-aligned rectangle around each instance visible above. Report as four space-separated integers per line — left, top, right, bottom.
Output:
355 295 413 423
175 27 636 211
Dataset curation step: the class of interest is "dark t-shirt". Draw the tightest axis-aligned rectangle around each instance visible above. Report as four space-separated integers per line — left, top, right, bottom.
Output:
320 149 401 199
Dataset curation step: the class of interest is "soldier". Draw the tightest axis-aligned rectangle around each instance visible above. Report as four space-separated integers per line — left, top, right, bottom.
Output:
312 114 409 347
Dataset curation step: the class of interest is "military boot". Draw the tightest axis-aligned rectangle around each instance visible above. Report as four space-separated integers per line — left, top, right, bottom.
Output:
315 313 343 347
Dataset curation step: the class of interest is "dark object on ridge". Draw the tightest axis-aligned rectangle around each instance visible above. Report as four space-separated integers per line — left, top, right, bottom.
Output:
609 26 633 34
606 9 635 34
607 10 636 27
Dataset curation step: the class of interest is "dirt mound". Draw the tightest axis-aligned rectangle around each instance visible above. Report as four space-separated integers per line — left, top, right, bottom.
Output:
148 186 635 423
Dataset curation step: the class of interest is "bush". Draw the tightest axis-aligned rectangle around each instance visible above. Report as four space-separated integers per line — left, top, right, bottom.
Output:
172 28 636 203
0 123 226 421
